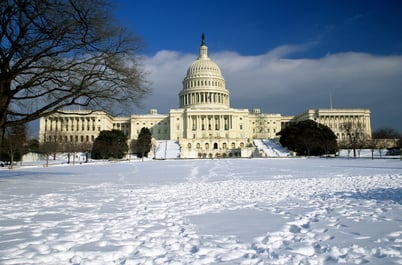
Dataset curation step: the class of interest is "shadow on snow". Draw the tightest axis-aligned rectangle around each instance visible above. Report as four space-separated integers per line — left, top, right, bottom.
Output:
334 187 402 205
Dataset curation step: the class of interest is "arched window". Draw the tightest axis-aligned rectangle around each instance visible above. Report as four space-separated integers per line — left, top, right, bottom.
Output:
213 143 218 149
188 143 192 149
205 143 209 150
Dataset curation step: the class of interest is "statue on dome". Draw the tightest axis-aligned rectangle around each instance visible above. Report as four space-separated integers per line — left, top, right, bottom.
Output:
201 33 205 46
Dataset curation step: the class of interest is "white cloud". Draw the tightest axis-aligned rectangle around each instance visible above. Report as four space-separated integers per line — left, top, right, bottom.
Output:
140 45 402 131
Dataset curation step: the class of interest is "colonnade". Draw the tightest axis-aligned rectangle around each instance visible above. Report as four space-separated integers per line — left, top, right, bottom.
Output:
179 91 229 107
317 115 371 134
187 114 232 131
183 79 224 89
44 117 97 132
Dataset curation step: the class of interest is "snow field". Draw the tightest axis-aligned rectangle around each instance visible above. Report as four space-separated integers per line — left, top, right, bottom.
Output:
0 158 401 264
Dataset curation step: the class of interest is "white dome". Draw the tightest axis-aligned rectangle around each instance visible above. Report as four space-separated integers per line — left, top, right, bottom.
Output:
186 58 222 77
179 35 230 109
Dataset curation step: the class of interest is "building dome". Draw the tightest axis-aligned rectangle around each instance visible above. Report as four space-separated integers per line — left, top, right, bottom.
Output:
186 58 222 77
179 34 230 109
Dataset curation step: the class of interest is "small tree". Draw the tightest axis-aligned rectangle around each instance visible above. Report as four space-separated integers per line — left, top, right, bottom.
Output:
372 128 400 139
151 138 160 159
1 124 28 168
27 139 40 153
278 120 338 156
135 127 152 160
92 130 128 159
341 122 368 158
39 141 58 167
377 140 387 158
372 127 401 159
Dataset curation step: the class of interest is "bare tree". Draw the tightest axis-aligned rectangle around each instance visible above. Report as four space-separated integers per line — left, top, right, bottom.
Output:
341 122 369 158
2 123 27 168
61 140 78 164
338 140 352 159
39 140 58 167
59 138 92 164
377 140 387 159
151 138 160 159
372 127 400 139
372 127 401 159
0 0 149 142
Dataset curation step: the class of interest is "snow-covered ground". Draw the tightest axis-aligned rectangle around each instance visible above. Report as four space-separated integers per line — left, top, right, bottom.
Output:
0 158 401 264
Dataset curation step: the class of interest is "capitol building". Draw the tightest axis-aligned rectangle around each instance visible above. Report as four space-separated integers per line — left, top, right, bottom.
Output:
39 36 372 158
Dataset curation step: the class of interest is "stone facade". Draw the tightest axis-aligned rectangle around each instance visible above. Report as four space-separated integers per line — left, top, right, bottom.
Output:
39 36 372 158
292 109 372 141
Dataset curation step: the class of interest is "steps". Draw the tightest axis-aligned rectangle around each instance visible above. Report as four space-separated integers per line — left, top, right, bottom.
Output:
153 140 180 159
253 139 291 157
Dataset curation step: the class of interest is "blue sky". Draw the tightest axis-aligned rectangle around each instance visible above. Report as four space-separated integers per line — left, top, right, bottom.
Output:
114 0 402 132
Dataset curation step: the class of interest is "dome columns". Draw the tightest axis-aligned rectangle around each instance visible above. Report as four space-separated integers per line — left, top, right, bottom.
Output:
179 91 230 108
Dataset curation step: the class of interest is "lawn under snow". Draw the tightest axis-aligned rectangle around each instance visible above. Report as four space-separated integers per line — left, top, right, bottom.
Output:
0 158 401 265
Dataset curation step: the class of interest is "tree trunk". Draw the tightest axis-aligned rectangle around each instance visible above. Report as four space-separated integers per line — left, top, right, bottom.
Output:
0 81 11 144
9 152 14 169
45 154 49 167
0 128 4 146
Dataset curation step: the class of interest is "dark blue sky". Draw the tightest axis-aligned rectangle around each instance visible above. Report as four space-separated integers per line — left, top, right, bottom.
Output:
112 0 402 132
115 0 402 58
